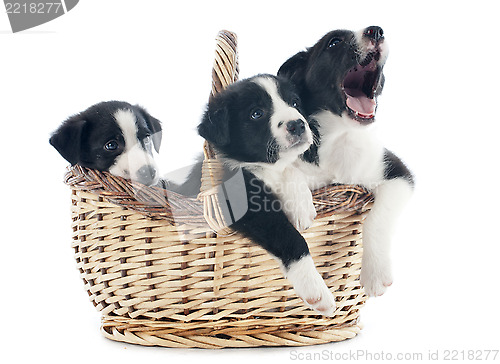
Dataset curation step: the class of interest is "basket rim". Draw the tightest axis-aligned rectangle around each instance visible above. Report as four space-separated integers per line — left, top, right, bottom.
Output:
65 164 373 224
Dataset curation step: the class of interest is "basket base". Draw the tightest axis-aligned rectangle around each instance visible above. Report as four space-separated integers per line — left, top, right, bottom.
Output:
101 316 362 349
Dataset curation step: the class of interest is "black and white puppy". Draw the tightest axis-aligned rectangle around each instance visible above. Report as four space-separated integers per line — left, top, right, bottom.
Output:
278 26 414 297
198 74 335 315
50 101 162 186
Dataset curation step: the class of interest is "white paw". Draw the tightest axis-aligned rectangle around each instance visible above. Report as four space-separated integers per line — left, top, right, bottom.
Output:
360 262 393 297
286 255 336 316
277 171 316 231
291 202 317 231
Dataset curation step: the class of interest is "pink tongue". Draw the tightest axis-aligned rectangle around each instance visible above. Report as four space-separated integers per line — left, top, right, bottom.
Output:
346 93 376 116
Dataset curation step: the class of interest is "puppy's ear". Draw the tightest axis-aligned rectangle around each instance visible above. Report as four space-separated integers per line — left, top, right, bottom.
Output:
136 106 162 153
198 100 230 147
277 51 309 87
49 117 86 165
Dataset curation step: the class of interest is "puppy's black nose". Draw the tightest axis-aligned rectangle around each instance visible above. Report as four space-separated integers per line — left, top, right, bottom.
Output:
286 119 306 136
137 165 157 185
364 26 384 42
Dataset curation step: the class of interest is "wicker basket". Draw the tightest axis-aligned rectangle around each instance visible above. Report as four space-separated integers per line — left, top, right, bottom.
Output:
64 31 374 349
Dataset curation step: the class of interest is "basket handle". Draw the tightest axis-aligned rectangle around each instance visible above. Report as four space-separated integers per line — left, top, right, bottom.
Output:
198 30 239 235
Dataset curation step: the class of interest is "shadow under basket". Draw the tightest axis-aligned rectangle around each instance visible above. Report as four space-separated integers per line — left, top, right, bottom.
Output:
65 165 373 348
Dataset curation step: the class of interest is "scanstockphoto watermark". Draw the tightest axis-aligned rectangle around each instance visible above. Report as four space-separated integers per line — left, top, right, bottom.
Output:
3 0 79 33
290 350 424 362
289 349 500 361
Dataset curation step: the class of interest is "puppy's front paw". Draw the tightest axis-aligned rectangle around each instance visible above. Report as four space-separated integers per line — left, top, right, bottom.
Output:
293 203 317 231
360 263 393 297
286 255 336 316
297 277 336 316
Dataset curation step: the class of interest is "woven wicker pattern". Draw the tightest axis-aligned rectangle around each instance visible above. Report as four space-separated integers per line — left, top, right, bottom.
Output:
211 30 239 97
64 30 374 348
101 318 363 348
67 165 372 348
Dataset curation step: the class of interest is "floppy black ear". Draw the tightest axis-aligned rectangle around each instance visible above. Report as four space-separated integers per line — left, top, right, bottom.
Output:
49 117 86 165
277 50 309 88
136 106 162 153
198 101 230 147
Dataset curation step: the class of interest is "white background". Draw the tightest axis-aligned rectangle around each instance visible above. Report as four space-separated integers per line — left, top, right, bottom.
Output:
2 0 500 362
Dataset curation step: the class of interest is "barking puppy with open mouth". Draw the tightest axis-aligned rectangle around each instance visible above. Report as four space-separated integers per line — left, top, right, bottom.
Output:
198 74 336 315
50 101 162 186
279 26 414 297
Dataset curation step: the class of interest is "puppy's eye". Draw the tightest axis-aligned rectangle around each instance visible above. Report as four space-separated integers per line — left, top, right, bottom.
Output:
327 37 342 48
291 98 300 109
250 109 264 120
143 135 152 144
104 140 119 151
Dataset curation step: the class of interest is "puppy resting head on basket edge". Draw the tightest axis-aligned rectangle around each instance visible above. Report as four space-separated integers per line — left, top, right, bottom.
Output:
197 74 336 316
50 101 162 186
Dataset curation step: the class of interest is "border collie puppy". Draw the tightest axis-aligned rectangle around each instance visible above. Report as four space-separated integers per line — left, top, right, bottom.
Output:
278 26 414 297
198 74 335 315
50 101 162 186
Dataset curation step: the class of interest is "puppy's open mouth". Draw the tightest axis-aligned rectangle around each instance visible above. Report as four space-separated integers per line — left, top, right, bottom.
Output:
342 52 383 124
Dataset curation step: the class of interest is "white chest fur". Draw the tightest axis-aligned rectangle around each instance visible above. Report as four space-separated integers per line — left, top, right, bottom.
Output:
301 111 386 189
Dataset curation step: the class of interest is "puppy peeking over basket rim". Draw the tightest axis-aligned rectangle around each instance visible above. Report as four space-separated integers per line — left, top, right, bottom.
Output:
49 29 413 348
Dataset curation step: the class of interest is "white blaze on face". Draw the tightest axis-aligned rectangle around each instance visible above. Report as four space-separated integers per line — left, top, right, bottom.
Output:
252 77 313 160
109 109 158 184
354 28 389 64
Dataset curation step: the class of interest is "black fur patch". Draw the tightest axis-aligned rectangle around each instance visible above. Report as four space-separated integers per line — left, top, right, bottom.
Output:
231 169 310 268
300 118 320 165
278 29 359 117
383 149 415 186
